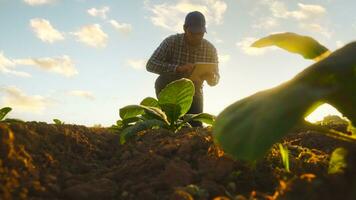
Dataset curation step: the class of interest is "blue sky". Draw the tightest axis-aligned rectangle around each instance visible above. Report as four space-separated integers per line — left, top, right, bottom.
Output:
0 0 355 126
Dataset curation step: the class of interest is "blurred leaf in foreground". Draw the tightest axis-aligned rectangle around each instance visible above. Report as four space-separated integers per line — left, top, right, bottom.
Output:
214 40 356 161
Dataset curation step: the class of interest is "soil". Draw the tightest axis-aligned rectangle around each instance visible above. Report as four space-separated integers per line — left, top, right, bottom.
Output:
1 121 356 200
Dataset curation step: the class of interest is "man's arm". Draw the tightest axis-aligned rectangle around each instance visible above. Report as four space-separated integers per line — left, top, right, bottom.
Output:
146 37 178 74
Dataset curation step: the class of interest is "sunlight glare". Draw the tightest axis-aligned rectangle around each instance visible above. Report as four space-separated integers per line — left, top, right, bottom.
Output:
305 103 343 123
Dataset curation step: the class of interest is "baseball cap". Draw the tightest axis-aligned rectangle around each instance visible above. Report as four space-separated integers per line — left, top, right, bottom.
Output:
184 11 206 33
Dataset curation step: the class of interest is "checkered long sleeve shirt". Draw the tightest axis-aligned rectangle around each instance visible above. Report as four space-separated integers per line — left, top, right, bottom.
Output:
146 33 219 78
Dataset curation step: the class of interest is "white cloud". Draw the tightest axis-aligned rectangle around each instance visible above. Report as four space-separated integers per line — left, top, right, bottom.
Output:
218 54 230 63
291 3 326 20
87 7 110 19
30 18 64 43
252 17 278 30
127 59 147 70
145 0 227 32
14 55 78 77
73 24 108 48
258 1 330 38
236 37 270 56
109 20 132 34
0 86 52 113
299 23 332 38
68 90 95 100
268 2 326 21
0 52 31 77
24 0 55 6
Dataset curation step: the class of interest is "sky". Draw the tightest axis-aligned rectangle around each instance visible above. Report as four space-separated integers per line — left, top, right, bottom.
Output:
0 0 355 126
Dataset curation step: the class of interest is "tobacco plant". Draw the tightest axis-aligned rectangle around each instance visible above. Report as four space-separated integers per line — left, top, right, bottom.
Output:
53 119 65 125
278 143 290 172
214 32 356 161
115 78 215 144
0 107 12 121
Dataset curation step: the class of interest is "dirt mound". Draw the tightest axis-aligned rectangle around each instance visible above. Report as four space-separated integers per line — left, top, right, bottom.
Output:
1 121 356 200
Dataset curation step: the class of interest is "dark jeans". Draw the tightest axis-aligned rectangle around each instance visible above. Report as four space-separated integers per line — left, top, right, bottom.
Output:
155 75 203 127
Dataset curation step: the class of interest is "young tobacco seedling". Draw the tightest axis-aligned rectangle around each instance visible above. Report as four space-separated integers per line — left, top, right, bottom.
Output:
214 32 356 161
0 107 12 121
278 143 290 172
328 147 348 174
53 119 65 125
115 78 216 144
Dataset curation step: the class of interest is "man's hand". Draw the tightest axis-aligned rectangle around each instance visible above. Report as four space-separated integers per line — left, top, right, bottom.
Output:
176 63 194 73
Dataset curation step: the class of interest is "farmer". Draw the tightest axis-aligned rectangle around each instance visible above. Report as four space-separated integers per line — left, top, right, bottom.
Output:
146 11 219 127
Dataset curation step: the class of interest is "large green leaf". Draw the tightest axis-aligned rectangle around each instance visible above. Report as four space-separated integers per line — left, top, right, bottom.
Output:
119 105 145 120
183 113 216 125
158 78 195 123
119 104 169 125
120 119 167 144
140 97 160 108
214 41 356 162
0 107 12 121
213 82 326 161
293 41 356 125
159 103 181 125
142 106 170 125
251 32 330 60
315 42 356 125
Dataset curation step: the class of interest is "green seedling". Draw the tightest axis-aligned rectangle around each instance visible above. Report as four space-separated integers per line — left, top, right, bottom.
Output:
278 143 290 172
116 78 216 144
0 107 12 121
53 119 65 125
214 32 356 161
328 147 348 174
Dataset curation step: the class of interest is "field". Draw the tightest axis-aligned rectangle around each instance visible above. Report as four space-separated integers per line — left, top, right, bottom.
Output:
1 120 355 200
1 33 355 200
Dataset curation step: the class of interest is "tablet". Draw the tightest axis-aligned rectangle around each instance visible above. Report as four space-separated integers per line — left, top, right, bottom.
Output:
190 62 217 81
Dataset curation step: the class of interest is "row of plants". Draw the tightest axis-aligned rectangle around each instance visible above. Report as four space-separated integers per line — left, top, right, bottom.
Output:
0 106 65 125
3 31 354 166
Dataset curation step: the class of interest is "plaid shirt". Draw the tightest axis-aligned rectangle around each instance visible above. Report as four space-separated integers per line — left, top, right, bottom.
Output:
146 33 219 78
